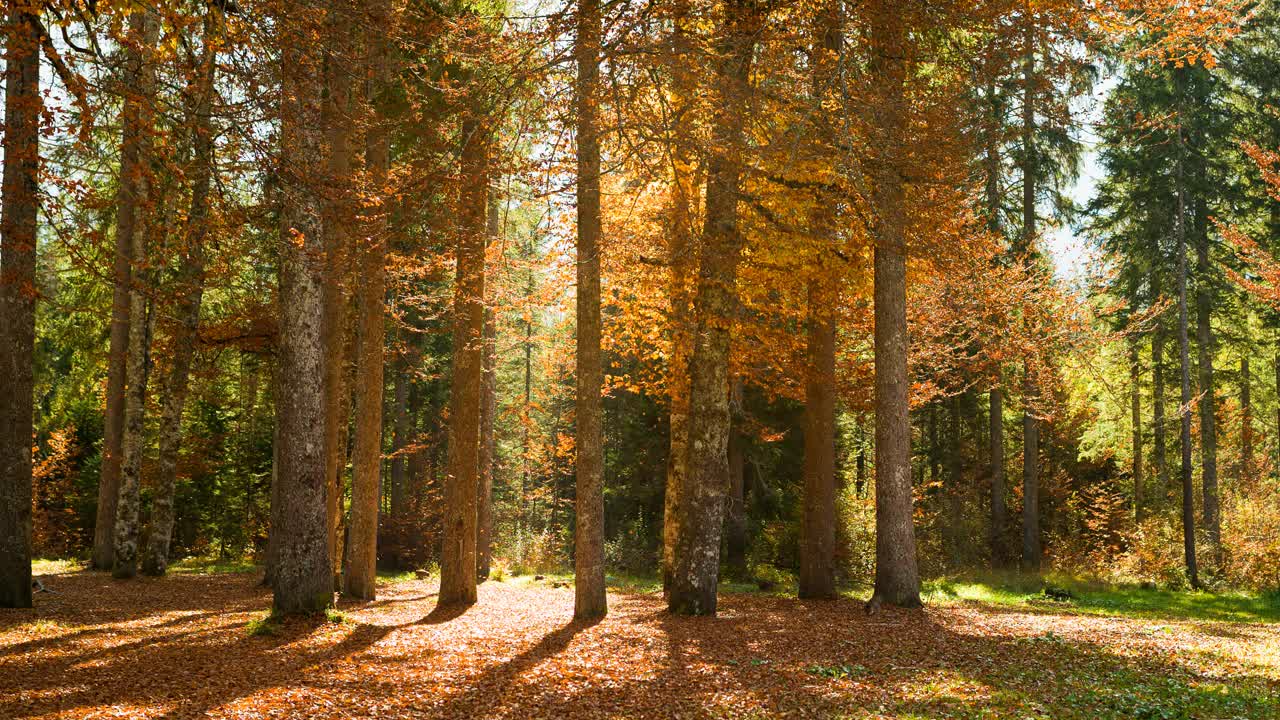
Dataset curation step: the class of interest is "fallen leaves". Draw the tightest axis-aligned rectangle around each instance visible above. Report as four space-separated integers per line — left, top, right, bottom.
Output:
2 571 1278 719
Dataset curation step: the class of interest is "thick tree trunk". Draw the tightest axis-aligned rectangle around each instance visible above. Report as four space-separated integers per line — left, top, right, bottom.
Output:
477 191 499 580
573 0 607 620
143 10 218 576
661 1 697 598
0 4 40 608
800 278 837 599
439 117 489 607
1194 206 1220 565
273 3 334 614
668 0 761 617
867 3 921 610
799 1 840 601
94 10 155 572
344 0 393 601
1174 83 1199 589
1130 338 1143 523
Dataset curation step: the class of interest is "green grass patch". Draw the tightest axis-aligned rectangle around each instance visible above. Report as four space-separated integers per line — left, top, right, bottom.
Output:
376 569 419 584
922 572 1280 623
169 557 260 575
245 612 282 637
32 558 86 575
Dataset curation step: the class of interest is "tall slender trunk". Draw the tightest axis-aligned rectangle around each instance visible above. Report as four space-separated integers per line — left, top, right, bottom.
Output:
273 0 334 615
1019 17 1041 574
1241 355 1253 483
112 11 161 580
1174 74 1199 589
143 8 219 576
1153 319 1169 504
1194 198 1220 565
477 191 499 580
669 0 762 617
345 0 393 600
0 4 40 608
798 0 841 600
725 422 747 578
439 115 490 607
389 348 410 518
946 394 963 566
94 10 155 571
989 387 1006 565
573 0 607 620
1130 338 1144 523
321 15 356 589
867 1 920 609
662 0 698 597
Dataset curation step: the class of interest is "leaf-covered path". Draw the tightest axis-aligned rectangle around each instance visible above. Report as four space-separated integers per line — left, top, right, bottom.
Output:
3 571 1278 719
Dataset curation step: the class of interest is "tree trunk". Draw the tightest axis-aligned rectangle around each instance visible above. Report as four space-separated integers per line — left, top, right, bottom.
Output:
1241 355 1253 484
112 11 160 580
0 4 40 608
94 10 156 572
272 2 334 615
1174 77 1199 589
573 0 607 620
1194 201 1220 565
725 424 747 579
662 1 698 598
668 0 762 617
1153 320 1169 504
989 386 1006 565
321 15 356 590
1018 18 1041 575
439 116 490 607
1130 338 1143 523
867 2 921 610
345 0 393 601
389 347 410 519
947 394 963 566
143 7 219 577
800 278 837 599
477 190 499 580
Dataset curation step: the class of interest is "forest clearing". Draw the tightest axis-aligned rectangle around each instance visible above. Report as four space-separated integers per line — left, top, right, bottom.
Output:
7 0 1280 717
4 564 1279 720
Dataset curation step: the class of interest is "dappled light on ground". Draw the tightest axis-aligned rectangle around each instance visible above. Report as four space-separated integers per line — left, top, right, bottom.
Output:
3 572 1278 719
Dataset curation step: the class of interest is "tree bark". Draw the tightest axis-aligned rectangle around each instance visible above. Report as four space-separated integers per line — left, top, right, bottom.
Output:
273 1 334 614
112 11 160 580
661 0 698 598
573 0 607 620
439 116 490 607
1174 75 1199 588
867 2 921 610
989 387 1006 566
143 7 219 577
725 423 747 578
477 193 499 581
344 0 393 601
321 13 356 590
946 394 963 566
1018 17 1041 574
94 9 154 572
1130 338 1144 523
1194 200 1220 565
799 0 840 601
0 3 40 608
668 0 762 617
1153 319 1169 504
1241 355 1253 484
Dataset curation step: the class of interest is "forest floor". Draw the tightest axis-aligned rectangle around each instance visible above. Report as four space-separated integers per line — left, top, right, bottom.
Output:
3 564 1279 720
